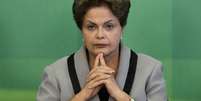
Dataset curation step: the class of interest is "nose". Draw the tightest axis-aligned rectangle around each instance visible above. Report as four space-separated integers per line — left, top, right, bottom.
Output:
96 28 105 39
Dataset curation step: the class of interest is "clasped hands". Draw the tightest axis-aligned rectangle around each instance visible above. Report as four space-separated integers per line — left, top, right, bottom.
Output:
72 53 131 101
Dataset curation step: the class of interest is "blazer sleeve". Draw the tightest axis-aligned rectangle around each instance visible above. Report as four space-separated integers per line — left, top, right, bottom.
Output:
146 62 168 101
37 66 60 101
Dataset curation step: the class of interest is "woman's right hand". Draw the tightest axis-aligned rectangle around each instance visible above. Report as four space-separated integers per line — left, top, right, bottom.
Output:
71 53 114 101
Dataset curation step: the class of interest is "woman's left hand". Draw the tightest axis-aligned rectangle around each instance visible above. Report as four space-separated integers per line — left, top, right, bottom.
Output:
88 53 131 101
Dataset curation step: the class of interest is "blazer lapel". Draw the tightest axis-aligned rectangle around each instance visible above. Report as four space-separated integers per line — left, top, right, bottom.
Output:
116 44 131 91
72 44 132 101
74 46 90 88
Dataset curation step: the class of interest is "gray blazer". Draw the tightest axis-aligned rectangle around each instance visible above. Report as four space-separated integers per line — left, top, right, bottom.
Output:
37 44 167 101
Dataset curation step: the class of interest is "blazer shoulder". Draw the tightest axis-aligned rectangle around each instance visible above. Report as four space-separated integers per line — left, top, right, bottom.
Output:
44 56 69 75
136 53 163 74
137 53 162 66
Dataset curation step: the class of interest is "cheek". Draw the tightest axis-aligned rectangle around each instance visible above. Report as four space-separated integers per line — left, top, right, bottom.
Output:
110 32 122 45
83 34 93 47
82 29 95 42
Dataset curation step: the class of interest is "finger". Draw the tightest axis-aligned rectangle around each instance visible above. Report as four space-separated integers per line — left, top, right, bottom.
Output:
90 66 114 75
94 53 101 67
88 54 100 77
87 72 100 83
88 80 105 89
99 53 106 66
87 74 111 88
87 69 114 82
89 67 114 76
99 65 115 72
88 67 97 78
87 66 115 80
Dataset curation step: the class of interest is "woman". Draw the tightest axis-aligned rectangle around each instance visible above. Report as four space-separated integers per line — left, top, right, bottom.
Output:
37 0 167 101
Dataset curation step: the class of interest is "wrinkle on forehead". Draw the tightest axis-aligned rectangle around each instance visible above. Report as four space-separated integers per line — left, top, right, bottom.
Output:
83 6 118 25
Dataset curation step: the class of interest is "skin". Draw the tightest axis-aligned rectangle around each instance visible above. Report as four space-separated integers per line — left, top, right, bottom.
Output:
71 6 131 101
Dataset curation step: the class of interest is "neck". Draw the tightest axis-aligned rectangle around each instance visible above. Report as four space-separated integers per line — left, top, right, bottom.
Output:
88 47 120 72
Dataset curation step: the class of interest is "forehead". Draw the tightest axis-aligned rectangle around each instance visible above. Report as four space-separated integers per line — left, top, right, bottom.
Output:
83 6 118 24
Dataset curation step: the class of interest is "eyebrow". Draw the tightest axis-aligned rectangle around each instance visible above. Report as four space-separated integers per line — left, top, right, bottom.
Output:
103 20 113 25
86 19 114 25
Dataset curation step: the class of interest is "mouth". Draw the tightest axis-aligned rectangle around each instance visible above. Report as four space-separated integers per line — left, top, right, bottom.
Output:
94 44 108 48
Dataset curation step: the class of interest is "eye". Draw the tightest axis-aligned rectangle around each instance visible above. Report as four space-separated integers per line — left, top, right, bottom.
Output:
104 23 114 31
87 24 96 31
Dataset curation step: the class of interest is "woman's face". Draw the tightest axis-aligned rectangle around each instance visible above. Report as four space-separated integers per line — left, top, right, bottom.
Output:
82 6 123 56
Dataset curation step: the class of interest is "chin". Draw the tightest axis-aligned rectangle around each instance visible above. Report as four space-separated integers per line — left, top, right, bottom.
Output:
89 48 109 56
94 49 113 57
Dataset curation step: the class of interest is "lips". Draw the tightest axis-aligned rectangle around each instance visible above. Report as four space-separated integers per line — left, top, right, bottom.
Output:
94 44 108 48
